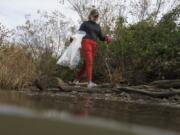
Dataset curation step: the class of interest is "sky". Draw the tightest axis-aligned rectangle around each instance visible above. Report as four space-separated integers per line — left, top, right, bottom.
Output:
0 0 78 29
0 0 179 29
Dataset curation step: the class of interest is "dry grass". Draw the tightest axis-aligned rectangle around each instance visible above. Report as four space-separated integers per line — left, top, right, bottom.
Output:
0 45 37 89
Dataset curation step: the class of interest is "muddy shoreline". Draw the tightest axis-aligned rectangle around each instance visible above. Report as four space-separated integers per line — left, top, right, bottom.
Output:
24 79 180 108
27 89 180 108
14 81 179 109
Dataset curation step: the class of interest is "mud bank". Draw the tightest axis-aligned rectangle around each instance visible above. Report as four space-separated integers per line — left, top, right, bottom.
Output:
28 79 180 107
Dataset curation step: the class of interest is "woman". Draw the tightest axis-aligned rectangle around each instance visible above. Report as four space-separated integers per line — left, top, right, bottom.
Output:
74 9 112 89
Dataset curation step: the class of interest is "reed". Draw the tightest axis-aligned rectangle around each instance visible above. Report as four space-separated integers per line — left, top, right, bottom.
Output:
0 45 37 89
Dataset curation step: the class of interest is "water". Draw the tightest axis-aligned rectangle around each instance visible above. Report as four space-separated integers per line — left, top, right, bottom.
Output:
0 90 180 135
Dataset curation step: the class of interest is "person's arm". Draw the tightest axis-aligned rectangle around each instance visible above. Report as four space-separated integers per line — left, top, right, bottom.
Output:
69 22 86 43
98 25 106 41
98 25 112 44
79 21 86 32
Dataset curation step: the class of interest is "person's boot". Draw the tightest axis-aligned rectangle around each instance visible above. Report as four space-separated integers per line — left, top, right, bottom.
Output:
87 81 97 89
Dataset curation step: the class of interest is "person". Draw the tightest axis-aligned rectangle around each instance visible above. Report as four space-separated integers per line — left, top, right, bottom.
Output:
74 9 112 89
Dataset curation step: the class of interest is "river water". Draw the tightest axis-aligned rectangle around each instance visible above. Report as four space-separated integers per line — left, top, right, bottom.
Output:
0 90 180 135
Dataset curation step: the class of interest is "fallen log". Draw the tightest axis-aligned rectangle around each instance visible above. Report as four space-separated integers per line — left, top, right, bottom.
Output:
150 80 180 89
36 77 180 98
115 86 180 98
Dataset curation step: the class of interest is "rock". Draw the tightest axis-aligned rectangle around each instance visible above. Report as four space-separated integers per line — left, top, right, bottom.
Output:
57 78 66 86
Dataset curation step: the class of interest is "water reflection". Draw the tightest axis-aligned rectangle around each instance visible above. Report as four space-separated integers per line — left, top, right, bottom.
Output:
73 95 92 117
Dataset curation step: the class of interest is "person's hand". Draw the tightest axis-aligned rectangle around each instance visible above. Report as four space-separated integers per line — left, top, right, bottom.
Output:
105 35 112 44
70 37 74 43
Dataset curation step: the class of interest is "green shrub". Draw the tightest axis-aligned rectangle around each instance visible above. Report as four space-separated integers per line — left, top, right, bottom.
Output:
94 5 180 84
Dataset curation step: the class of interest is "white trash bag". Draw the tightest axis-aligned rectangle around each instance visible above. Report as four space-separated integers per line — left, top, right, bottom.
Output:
57 31 86 69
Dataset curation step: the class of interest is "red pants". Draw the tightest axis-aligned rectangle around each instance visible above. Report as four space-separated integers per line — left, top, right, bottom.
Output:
76 39 97 81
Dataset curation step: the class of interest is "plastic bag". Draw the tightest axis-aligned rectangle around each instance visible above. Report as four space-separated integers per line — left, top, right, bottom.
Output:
57 31 86 69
